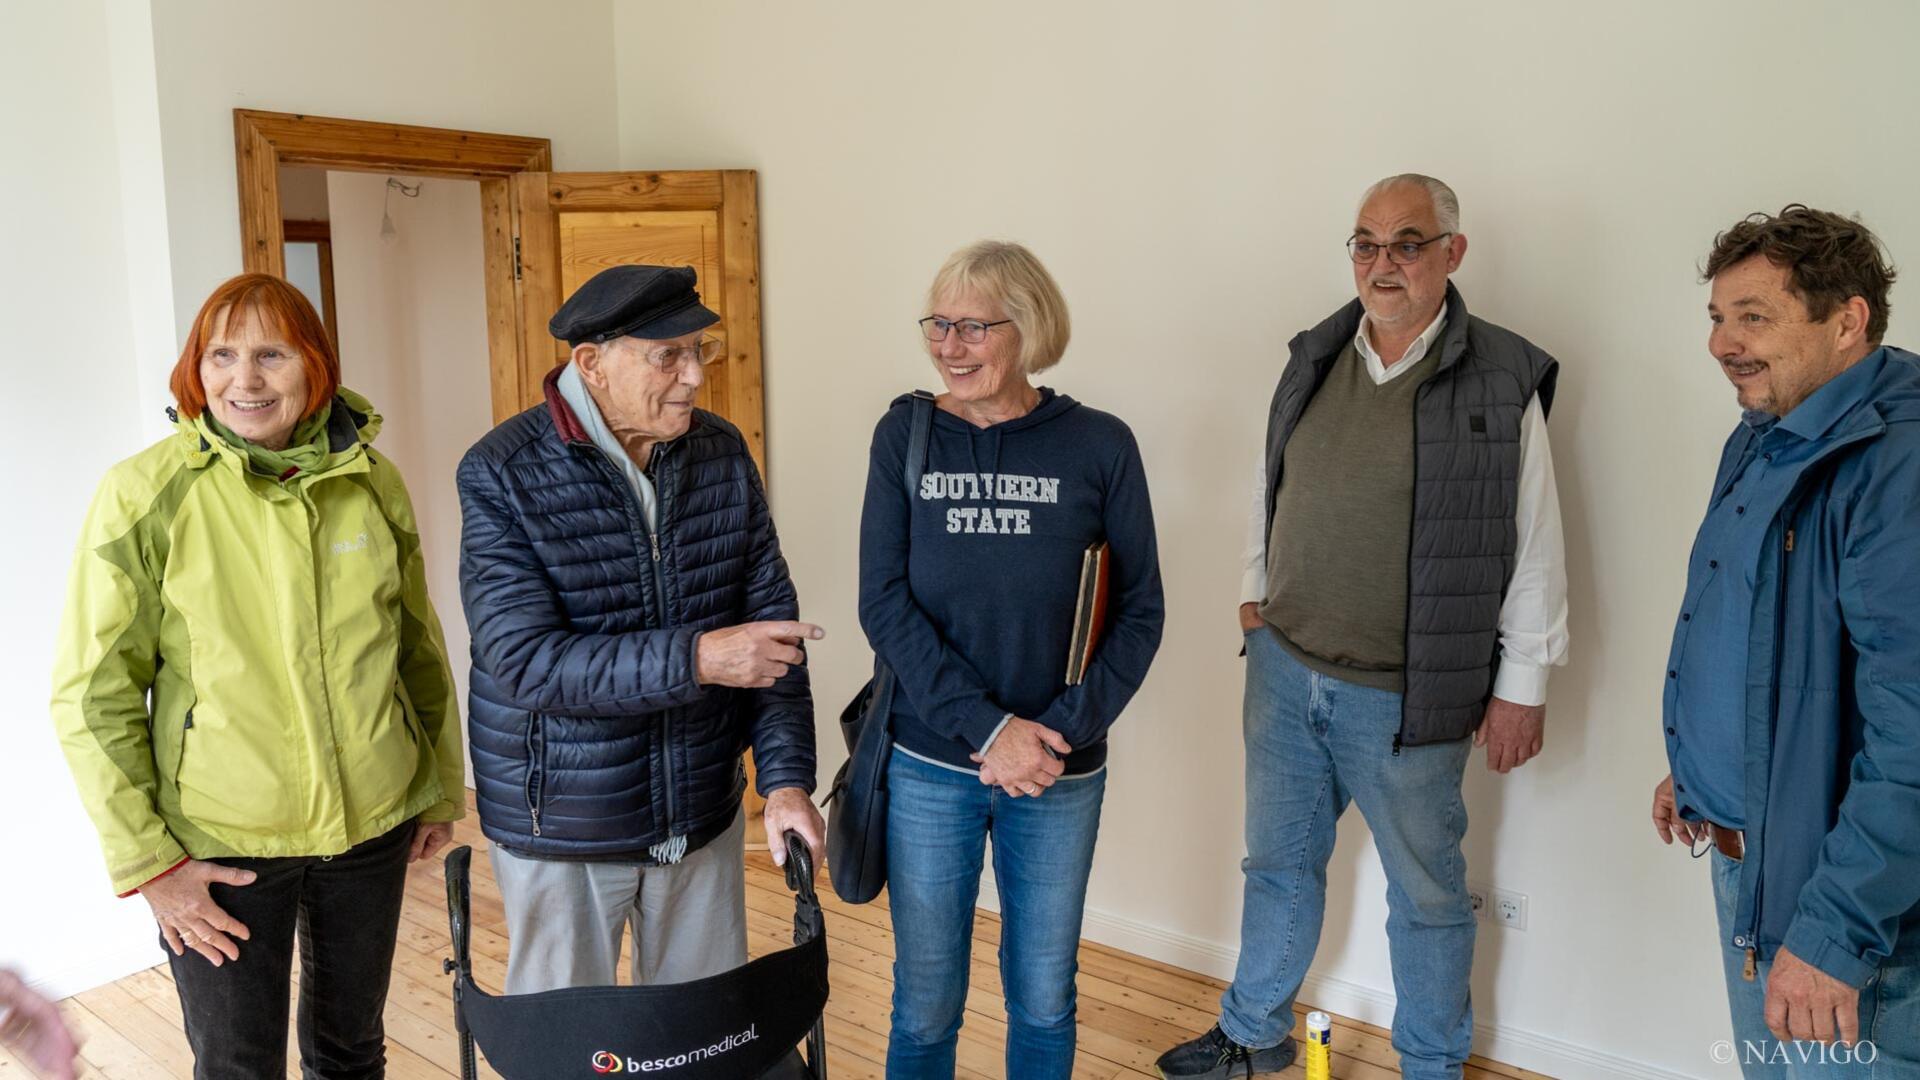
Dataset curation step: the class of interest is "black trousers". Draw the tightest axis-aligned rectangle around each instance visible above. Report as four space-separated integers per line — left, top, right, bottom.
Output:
165 821 414 1080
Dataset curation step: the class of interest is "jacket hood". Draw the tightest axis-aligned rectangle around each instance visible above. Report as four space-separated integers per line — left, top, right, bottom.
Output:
173 386 383 470
1750 347 1920 450
1840 347 1920 435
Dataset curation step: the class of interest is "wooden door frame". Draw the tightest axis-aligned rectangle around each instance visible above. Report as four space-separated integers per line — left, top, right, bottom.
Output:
512 170 767 472
232 109 552 422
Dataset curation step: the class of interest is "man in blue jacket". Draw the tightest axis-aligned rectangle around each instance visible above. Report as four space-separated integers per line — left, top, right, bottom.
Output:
1654 205 1920 1071
457 264 824 993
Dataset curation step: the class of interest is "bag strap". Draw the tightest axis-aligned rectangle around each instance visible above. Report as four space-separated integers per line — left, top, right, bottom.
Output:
876 391 936 706
905 389 935 497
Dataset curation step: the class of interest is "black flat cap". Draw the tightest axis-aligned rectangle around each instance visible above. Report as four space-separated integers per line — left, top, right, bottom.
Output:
548 264 720 346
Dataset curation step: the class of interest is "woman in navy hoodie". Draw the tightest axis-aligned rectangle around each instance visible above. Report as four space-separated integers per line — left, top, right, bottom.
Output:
859 240 1165 1077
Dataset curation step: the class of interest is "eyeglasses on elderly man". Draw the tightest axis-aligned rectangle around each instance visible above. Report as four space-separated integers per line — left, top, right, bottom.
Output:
1347 231 1454 265
641 336 724 373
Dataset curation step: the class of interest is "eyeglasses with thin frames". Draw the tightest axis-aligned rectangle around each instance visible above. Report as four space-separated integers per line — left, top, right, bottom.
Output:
642 336 724 373
919 316 1013 344
1347 232 1454 266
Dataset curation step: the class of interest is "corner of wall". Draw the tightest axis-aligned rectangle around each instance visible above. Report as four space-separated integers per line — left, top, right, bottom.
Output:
103 0 179 443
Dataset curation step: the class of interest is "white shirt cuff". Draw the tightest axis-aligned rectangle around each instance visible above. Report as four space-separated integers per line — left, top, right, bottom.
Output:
1239 568 1267 607
1492 659 1549 708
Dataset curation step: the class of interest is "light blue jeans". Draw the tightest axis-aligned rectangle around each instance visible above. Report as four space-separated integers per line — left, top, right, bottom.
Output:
884 746 1107 1079
1220 629 1476 1080
1711 848 1920 1077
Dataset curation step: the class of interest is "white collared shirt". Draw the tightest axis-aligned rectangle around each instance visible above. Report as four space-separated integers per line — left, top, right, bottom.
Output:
1240 303 1569 706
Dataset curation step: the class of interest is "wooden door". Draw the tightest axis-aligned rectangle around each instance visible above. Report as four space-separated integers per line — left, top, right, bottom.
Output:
509 170 767 475
511 170 774 845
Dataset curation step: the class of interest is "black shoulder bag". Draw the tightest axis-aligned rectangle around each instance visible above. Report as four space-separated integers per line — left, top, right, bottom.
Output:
825 390 934 904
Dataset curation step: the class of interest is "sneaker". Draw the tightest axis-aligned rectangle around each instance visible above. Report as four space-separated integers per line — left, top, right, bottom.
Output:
1155 1024 1297 1078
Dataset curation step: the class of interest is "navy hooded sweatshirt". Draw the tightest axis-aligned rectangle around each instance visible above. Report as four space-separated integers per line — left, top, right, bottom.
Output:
858 388 1165 775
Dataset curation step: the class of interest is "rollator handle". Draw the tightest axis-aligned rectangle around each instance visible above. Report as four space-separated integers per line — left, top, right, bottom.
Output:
781 831 816 898
441 845 480 1079
778 832 828 1079
443 845 475 978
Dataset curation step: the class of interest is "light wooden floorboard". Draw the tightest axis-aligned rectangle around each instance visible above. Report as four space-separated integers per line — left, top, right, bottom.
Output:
2 806 1553 1079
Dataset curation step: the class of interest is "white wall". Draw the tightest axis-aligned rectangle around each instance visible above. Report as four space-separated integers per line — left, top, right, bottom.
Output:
609 3 1920 1077
327 171 494 760
149 0 621 342
13 0 1917 1069
278 166 331 221
0 0 627 1002
0 0 183 998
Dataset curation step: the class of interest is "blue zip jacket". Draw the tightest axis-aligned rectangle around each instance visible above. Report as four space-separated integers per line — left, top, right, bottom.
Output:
1669 346 1920 987
456 368 814 859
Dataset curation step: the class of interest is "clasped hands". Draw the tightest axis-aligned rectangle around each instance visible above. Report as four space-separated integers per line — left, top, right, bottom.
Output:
972 717 1072 797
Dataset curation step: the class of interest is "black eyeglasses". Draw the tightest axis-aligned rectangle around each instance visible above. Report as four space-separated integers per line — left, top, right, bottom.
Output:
1347 232 1453 265
919 316 1013 344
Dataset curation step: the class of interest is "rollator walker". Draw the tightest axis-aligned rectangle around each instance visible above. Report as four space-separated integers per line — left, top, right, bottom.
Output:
442 833 830 1078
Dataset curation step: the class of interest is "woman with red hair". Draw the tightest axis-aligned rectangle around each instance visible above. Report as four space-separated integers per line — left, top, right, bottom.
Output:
51 273 466 1078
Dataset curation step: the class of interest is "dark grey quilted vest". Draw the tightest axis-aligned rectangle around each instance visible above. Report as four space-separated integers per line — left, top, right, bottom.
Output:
1264 283 1559 746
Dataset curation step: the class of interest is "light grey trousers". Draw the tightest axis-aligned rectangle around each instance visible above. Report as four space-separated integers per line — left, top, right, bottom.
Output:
489 808 749 994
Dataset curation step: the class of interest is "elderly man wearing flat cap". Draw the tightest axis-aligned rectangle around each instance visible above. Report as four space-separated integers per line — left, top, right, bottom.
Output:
457 263 825 992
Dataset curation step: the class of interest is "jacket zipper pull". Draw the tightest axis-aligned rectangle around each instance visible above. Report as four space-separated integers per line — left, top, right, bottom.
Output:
1392 733 1404 757
650 532 661 563
1784 528 1795 553
1743 947 1757 981
529 807 542 837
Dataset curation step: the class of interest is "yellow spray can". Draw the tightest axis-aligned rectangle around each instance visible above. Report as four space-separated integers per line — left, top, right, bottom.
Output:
1304 1010 1332 1080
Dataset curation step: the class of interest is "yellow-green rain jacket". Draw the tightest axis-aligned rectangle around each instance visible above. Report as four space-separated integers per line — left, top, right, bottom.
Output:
51 389 465 895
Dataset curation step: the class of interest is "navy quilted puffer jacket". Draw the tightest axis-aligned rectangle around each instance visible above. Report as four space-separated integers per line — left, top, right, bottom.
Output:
456 369 814 859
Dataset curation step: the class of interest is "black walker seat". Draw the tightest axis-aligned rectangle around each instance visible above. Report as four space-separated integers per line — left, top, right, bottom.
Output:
443 834 829 1079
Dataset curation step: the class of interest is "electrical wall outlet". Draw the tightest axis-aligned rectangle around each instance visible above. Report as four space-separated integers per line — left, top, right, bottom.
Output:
1468 883 1528 930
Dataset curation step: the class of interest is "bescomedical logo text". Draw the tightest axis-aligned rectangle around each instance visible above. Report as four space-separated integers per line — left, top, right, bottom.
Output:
589 1026 758 1073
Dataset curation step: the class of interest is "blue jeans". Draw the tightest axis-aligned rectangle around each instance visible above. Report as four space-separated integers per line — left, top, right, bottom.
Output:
884 746 1107 1079
1220 630 1475 1080
1711 848 1920 1077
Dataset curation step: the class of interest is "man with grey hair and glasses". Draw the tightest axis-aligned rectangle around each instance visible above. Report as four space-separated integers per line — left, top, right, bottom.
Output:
1159 175 1568 1079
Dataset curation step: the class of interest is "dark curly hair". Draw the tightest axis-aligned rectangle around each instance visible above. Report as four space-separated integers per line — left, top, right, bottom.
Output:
1704 204 1896 345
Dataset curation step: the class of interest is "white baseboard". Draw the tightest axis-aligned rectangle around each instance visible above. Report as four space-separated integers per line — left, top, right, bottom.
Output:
1074 905 1703 1080
31 938 165 1002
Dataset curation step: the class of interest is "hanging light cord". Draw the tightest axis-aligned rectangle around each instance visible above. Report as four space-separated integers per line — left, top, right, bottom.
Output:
380 177 423 238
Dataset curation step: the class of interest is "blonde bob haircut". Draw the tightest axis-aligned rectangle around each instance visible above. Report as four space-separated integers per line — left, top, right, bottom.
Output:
924 240 1072 375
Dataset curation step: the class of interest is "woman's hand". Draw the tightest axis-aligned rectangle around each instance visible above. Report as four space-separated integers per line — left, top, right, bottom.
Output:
409 820 455 864
140 860 256 967
971 718 1070 797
